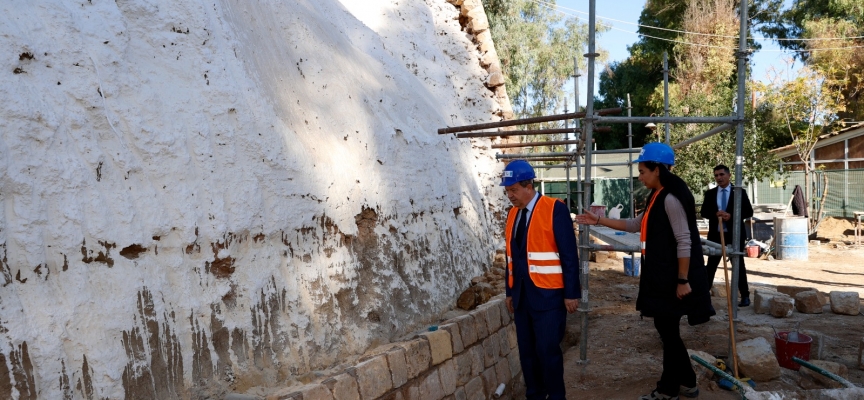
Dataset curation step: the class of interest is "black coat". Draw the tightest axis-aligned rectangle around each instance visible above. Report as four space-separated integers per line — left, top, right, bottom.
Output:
700 185 754 246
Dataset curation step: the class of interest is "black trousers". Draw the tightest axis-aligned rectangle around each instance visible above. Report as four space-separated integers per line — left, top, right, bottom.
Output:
653 315 697 396
705 232 749 298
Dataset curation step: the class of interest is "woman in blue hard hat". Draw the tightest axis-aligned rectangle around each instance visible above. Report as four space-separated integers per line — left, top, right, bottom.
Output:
575 142 715 400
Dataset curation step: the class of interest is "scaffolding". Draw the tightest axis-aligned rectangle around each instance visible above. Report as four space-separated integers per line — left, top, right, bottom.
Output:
438 0 751 376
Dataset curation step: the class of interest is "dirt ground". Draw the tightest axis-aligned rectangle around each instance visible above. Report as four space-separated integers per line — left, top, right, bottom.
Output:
561 232 864 399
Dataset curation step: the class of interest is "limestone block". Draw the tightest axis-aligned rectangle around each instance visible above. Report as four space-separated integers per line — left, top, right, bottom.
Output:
474 310 490 340
829 291 861 315
712 282 728 297
770 296 794 318
800 360 849 389
482 334 500 368
736 337 781 381
379 392 404 400
495 358 510 387
475 30 491 46
481 366 499 398
419 370 444 400
467 8 489 32
859 337 864 370
687 350 715 380
484 302 502 332
386 347 409 388
507 324 518 350
353 355 392 400
464 376 485 400
457 315 479 347
498 301 511 326
438 359 457 396
439 323 464 354
469 344 485 376
777 285 817 298
497 329 510 357
480 49 498 67
460 0 480 16
322 373 360 400
453 387 466 400
795 291 824 314
420 330 453 366
485 72 505 88
399 339 432 380
271 384 333 400
454 351 473 385
754 290 775 314
457 288 477 310
508 349 521 379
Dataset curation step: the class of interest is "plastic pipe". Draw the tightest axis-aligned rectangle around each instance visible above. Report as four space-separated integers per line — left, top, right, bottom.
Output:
792 357 857 388
690 355 751 399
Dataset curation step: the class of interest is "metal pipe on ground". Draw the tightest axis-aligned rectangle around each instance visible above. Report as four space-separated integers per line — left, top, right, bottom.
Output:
437 107 622 134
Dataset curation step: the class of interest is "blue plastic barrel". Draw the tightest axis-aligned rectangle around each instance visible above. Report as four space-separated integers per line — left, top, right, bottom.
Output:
774 216 808 261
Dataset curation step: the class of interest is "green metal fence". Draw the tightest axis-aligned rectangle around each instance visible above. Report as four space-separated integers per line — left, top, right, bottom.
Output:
753 169 864 218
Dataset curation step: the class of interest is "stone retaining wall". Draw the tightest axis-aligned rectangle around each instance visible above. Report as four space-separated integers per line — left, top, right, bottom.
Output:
268 297 522 400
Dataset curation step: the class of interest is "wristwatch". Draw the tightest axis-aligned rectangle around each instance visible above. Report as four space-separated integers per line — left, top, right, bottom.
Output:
677 278 689 284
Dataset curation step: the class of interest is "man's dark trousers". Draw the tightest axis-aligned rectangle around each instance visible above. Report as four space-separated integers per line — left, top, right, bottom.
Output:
705 231 749 298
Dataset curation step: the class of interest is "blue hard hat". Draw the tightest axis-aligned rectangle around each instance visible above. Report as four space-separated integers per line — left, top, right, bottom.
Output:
633 142 675 166
500 160 535 186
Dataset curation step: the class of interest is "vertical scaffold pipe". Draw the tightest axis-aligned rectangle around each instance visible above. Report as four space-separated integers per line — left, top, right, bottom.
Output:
663 52 671 145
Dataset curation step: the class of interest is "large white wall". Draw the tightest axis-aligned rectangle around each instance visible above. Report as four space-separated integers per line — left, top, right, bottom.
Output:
0 0 506 398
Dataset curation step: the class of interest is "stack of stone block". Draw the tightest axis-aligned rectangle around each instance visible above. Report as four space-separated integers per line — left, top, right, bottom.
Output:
750 285 861 318
267 297 521 400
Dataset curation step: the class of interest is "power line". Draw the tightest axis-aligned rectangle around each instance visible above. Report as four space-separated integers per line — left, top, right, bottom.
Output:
530 0 864 42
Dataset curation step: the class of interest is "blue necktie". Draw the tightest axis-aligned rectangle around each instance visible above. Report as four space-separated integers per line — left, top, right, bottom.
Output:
515 208 528 245
720 188 728 232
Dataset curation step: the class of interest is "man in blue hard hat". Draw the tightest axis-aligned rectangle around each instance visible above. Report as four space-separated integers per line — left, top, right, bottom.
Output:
500 160 580 400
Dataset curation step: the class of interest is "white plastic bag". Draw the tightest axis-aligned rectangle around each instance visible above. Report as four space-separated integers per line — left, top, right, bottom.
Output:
607 204 624 219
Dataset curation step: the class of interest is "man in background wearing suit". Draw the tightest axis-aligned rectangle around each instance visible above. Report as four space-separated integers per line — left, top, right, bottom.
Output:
501 160 580 400
701 164 754 307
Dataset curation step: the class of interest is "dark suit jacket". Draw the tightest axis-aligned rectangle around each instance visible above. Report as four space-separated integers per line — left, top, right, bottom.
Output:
505 196 581 311
700 185 753 246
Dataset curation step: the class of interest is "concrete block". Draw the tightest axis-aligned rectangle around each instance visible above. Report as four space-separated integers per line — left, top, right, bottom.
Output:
829 291 861 315
798 360 848 389
482 334 500 368
469 344 485 376
386 347 409 388
508 350 521 379
474 309 490 340
419 370 444 400
795 291 824 314
777 285 817 298
464 376 485 400
437 359 457 396
420 330 453 366
736 337 781 381
485 301 502 332
453 351 473 385
481 366 499 398
457 315 478 347
753 290 775 314
322 373 360 400
353 355 392 400
770 295 794 318
400 339 432 380
494 358 510 386
439 323 464 354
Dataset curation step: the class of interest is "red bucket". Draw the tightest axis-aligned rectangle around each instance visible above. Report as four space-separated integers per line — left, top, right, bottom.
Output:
775 332 812 370
746 245 760 258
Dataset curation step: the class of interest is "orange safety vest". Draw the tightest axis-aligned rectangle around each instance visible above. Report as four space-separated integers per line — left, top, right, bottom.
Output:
505 196 564 289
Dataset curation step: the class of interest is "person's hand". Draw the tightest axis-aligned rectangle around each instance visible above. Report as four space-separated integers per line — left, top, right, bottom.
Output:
574 213 600 226
564 298 579 314
676 283 692 299
505 296 514 314
716 211 731 221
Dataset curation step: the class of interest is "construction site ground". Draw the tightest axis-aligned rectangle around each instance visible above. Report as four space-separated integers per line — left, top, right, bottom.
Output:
560 228 864 399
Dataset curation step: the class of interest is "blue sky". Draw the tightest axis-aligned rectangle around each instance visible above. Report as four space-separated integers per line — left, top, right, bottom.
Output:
551 0 798 107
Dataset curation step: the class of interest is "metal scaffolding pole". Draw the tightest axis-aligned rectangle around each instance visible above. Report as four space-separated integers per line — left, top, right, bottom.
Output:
663 52 671 145
492 140 581 149
577 0 598 363
727 0 750 378
438 108 622 134
673 123 735 150
497 151 578 159
574 59 583 215
627 94 636 266
456 128 576 139
565 100 572 212
596 116 737 124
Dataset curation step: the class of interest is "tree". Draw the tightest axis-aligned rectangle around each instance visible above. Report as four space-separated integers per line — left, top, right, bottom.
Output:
755 64 845 232
483 0 608 152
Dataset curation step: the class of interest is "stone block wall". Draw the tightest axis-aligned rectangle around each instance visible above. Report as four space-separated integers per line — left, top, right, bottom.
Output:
267 297 522 400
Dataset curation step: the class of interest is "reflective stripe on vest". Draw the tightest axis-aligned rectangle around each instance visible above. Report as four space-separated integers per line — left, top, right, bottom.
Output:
505 196 565 289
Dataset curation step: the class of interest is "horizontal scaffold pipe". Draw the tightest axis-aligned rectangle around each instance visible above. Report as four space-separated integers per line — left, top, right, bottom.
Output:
456 128 575 139
592 149 641 154
492 140 581 149
595 116 737 125
497 151 576 159
437 107 623 134
673 124 735 149
531 162 631 168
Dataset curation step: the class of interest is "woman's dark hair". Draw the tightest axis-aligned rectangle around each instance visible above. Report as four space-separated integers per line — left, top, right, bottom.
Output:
642 162 698 221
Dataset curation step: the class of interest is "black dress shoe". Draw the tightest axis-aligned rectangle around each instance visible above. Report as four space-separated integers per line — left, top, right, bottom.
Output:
738 297 751 307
